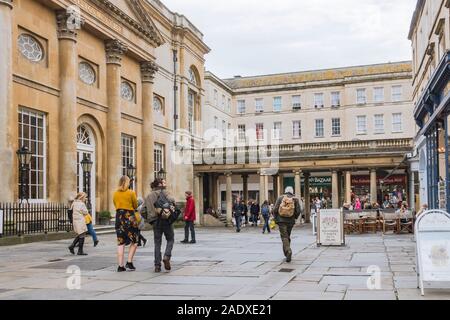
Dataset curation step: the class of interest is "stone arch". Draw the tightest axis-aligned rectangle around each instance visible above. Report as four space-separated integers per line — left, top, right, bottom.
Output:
188 65 201 88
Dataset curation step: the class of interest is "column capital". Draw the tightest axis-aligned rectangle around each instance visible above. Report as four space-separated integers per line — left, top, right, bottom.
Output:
303 172 311 178
105 39 128 65
0 0 13 9
293 169 302 175
225 172 233 177
56 9 84 41
140 61 159 83
195 172 204 178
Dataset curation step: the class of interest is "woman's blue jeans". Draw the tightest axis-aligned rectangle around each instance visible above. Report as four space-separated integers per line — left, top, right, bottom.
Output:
86 223 98 242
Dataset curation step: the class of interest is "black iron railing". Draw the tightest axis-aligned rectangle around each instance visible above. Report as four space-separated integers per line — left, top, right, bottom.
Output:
0 203 72 237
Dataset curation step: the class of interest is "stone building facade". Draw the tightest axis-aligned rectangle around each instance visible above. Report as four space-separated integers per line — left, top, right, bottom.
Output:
0 0 209 220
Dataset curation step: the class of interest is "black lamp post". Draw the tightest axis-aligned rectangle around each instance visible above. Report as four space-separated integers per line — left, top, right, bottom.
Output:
126 163 136 190
17 146 33 202
158 168 166 180
81 155 93 211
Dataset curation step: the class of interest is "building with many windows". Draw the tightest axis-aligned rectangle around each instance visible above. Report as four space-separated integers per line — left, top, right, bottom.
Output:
196 62 414 224
409 0 450 212
0 0 209 221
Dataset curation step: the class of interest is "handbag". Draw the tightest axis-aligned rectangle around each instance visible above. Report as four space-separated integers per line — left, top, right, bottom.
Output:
84 214 92 225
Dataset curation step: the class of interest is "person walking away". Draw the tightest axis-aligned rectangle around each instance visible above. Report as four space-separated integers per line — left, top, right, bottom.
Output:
233 197 245 232
143 178 179 273
113 176 139 272
181 191 196 244
68 192 90 256
250 201 260 227
85 211 99 247
261 200 271 234
273 187 302 263
136 198 148 247
242 201 249 227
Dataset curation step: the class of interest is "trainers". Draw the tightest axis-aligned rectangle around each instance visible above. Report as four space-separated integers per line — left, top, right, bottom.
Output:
68 246 75 255
117 266 126 272
94 240 99 247
286 251 292 263
125 262 136 271
180 240 189 244
163 257 171 271
154 266 161 273
190 240 196 244
142 239 147 247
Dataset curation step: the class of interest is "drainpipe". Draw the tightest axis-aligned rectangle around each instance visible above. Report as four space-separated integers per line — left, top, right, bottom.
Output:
173 49 178 146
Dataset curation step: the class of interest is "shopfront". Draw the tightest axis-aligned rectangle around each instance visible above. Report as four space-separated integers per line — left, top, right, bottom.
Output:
351 175 407 205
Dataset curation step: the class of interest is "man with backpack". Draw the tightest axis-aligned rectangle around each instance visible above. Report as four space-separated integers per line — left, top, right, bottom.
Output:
273 186 303 263
142 178 180 273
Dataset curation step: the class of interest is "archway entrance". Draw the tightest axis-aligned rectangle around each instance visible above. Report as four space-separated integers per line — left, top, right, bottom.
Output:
77 124 96 223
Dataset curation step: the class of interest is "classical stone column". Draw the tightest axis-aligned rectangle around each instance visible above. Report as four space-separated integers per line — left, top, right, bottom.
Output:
226 172 233 226
370 169 377 204
216 174 221 213
0 0 14 202
105 39 128 212
56 10 82 203
273 174 278 201
294 170 302 199
279 174 284 196
264 175 269 203
332 170 339 209
141 61 158 196
198 173 204 225
259 172 265 205
345 171 352 204
304 172 311 223
242 174 249 204
409 170 415 211
194 173 204 226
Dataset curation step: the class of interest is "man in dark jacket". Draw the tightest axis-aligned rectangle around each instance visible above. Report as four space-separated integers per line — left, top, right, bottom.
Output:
233 197 245 232
273 186 303 263
250 201 260 227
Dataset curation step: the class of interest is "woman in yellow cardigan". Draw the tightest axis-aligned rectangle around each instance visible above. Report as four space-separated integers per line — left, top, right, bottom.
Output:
113 176 138 272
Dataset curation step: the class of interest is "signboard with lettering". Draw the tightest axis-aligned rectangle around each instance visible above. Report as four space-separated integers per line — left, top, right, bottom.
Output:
415 210 450 296
351 175 406 186
317 209 345 246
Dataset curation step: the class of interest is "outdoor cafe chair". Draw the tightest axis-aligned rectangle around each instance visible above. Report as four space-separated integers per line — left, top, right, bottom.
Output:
381 212 399 234
398 210 414 234
362 211 378 233
344 212 361 234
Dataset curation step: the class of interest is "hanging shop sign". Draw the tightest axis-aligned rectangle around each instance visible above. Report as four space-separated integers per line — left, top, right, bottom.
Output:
415 210 450 296
317 209 345 247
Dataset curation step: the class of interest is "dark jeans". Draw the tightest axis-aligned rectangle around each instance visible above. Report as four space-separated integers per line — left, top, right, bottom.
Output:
262 215 270 233
184 221 196 241
86 223 98 242
252 214 259 226
153 220 175 267
278 222 295 257
235 214 242 231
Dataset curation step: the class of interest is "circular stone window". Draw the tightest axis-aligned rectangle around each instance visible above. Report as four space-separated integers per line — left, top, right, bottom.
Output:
121 82 134 102
79 62 96 85
18 34 43 62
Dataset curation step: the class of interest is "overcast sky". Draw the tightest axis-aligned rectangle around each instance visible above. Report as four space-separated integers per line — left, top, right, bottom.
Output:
162 0 417 79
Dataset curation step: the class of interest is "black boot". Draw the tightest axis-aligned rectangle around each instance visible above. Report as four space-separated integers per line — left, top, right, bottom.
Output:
68 236 79 255
77 237 88 256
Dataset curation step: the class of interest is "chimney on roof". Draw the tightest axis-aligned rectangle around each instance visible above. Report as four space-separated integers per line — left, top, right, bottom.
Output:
234 75 242 78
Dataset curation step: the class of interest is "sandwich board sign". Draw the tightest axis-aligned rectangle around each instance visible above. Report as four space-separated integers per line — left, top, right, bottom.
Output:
415 210 450 296
317 209 345 246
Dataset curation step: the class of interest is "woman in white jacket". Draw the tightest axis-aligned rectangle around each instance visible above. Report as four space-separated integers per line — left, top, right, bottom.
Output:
68 192 89 256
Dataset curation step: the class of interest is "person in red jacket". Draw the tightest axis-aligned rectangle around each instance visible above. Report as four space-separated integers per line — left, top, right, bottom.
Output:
181 191 196 244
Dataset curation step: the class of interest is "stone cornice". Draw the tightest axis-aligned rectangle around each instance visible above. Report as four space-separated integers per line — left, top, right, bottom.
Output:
0 0 13 9
140 61 159 83
105 39 128 65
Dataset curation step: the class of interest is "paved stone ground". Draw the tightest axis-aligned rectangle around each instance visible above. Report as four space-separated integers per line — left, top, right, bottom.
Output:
0 225 449 300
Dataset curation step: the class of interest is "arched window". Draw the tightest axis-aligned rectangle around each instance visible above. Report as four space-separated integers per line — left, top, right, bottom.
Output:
153 96 164 114
77 125 92 146
188 67 198 86
18 34 43 62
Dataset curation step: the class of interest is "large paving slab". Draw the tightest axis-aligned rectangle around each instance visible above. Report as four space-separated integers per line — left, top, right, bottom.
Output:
0 226 449 300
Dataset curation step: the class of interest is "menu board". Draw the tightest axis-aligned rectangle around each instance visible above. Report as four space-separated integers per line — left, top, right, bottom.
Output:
416 210 450 295
317 209 344 246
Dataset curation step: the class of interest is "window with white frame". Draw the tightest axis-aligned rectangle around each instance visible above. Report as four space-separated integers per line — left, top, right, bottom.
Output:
293 121 301 139
357 88 366 104
256 123 264 140
273 97 282 112
392 85 402 102
237 100 246 114
214 89 218 106
331 92 341 107
273 122 282 140
356 116 367 134
214 116 218 129
18 108 46 200
314 93 324 108
374 114 384 134
374 87 384 103
392 113 403 132
121 134 136 179
227 98 231 113
188 91 195 134
332 118 341 136
238 124 246 141
154 143 165 179
221 95 225 110
255 98 264 113
222 120 226 139
315 119 324 137
292 95 301 110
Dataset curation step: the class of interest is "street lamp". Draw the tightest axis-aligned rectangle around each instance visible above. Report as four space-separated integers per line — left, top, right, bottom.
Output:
81 155 93 211
126 163 136 190
16 146 33 202
158 168 166 180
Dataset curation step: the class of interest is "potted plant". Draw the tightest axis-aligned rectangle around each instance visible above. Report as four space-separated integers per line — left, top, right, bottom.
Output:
98 211 111 225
